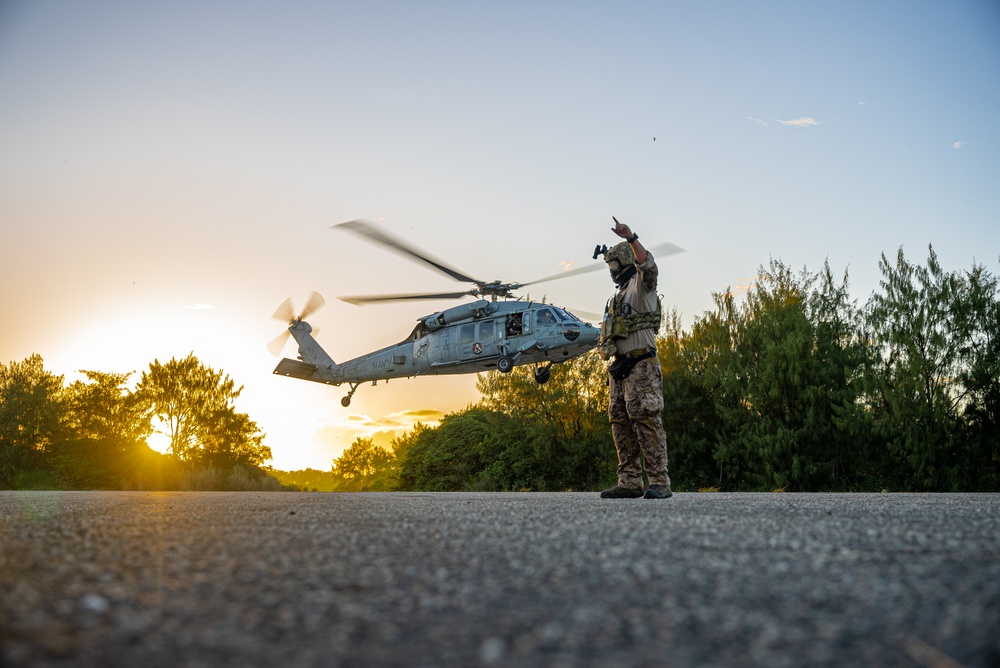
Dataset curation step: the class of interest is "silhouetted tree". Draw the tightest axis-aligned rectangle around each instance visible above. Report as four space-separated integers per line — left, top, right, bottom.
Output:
53 370 153 488
137 353 271 469
949 260 1000 489
0 355 64 487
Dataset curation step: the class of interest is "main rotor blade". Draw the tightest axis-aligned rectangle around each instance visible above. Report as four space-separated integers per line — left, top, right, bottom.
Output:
524 241 687 287
339 290 474 306
333 220 480 284
648 241 686 258
567 308 605 323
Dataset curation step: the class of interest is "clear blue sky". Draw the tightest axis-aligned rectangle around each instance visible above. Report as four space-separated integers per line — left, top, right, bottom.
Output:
2 0 998 470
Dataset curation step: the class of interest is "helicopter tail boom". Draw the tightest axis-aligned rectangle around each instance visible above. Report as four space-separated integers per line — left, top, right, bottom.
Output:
272 319 341 385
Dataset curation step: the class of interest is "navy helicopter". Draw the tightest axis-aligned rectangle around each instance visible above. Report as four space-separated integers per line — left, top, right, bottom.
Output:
270 220 682 407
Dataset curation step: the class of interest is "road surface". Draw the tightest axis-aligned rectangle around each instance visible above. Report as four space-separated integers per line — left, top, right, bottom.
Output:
1 491 998 667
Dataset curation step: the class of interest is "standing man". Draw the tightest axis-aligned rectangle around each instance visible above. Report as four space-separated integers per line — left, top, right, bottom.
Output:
599 217 672 499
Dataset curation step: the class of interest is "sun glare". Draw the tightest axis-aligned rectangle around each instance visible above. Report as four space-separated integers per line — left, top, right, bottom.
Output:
146 431 172 455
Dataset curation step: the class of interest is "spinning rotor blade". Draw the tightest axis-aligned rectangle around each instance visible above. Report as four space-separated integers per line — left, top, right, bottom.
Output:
333 220 480 284
524 241 686 287
272 291 325 323
268 291 325 356
267 331 291 357
271 297 295 323
300 291 326 321
648 241 686 258
340 290 475 306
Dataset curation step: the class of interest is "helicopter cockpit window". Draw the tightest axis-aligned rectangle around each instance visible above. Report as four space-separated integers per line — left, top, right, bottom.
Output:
478 320 494 341
459 323 476 344
553 307 574 322
535 308 557 326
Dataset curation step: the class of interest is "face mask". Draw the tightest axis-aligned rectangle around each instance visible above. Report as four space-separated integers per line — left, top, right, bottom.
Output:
609 261 636 287
605 242 636 286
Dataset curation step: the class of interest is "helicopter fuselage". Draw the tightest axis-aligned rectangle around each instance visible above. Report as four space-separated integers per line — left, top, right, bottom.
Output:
273 299 600 405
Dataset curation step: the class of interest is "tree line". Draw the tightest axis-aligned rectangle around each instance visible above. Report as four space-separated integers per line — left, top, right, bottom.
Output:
0 353 281 490
322 245 998 493
4 245 998 493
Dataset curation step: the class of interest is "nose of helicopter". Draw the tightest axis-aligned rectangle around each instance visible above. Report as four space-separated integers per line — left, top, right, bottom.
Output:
564 322 599 346
580 323 600 344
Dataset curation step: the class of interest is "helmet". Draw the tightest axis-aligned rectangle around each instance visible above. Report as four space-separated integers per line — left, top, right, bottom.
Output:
605 242 636 286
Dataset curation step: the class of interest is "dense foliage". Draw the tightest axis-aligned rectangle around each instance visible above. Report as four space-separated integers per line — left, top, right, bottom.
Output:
0 354 279 490
4 246 997 492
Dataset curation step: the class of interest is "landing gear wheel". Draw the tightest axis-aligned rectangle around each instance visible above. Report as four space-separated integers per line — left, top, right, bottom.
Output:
497 355 514 373
341 383 360 407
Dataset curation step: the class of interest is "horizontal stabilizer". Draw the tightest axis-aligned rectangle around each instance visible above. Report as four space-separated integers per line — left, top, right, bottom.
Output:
273 358 318 380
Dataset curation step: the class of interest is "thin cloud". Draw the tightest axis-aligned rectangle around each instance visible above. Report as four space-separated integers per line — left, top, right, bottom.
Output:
775 117 819 127
342 414 372 424
953 140 966 149
724 275 764 298
747 116 769 126
321 409 444 433
399 408 446 420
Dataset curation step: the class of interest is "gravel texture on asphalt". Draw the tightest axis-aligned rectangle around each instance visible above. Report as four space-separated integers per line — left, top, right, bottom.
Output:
1 491 998 667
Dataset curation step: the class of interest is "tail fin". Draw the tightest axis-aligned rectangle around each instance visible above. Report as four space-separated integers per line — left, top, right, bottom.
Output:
287 320 335 367
273 320 339 384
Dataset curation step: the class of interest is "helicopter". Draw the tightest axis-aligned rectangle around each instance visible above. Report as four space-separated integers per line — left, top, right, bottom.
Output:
270 219 683 407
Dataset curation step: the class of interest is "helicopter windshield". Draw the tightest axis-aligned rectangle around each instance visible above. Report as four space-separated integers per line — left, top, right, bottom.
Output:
552 307 577 322
535 308 558 326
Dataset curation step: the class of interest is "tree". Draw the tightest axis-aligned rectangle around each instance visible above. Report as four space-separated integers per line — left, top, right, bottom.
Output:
331 437 395 491
714 261 826 490
197 409 272 470
660 308 730 490
54 370 153 488
136 353 270 468
0 355 64 487
808 261 876 488
475 350 614 490
673 260 871 491
939 258 999 489
394 409 496 491
733 260 871 490
864 246 966 490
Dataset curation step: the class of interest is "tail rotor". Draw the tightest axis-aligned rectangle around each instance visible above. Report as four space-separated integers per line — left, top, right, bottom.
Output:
268 291 325 356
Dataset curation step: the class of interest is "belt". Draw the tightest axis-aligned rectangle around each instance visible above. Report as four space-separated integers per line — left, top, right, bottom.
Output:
614 347 656 361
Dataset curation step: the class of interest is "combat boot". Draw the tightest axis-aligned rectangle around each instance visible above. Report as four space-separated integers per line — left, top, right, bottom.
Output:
600 485 644 499
643 484 673 499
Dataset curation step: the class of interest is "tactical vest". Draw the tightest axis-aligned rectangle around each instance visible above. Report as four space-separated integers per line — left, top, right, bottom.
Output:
599 293 663 358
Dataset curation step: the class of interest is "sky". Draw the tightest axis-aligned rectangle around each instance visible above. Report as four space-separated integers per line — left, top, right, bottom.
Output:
2 0 998 471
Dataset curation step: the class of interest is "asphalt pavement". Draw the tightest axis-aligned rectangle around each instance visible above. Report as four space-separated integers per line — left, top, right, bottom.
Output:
1 491 998 667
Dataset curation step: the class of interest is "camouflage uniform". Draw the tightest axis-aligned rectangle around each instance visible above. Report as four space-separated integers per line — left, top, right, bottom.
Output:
606 249 671 491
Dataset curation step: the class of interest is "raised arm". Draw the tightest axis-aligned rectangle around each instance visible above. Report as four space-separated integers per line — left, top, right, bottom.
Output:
611 217 647 265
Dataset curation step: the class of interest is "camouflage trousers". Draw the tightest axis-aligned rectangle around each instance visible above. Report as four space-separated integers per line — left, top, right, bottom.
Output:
608 357 670 489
